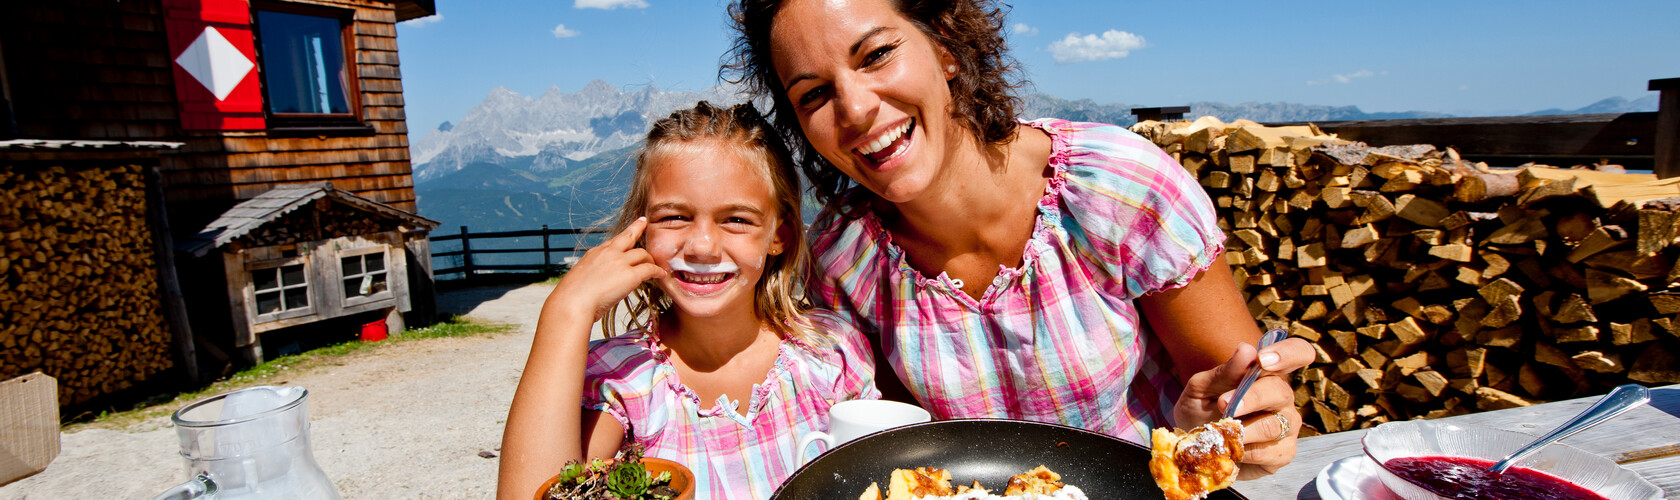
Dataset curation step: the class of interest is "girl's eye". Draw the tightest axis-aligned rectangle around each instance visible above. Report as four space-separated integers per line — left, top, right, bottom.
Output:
655 215 687 223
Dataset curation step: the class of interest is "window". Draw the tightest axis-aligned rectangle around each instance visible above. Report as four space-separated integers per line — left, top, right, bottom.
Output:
252 3 364 131
341 251 389 300
252 262 310 317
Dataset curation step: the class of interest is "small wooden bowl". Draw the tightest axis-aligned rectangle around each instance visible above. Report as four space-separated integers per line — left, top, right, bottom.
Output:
534 457 696 500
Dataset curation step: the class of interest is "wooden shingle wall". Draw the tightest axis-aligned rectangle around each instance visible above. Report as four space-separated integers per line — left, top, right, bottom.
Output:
2 0 418 236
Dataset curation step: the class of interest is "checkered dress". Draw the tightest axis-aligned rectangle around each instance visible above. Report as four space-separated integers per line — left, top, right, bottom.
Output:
581 311 879 500
809 118 1224 445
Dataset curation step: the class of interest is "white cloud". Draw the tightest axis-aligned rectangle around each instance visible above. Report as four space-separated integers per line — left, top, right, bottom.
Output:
1307 69 1378 86
551 24 579 38
1047 30 1146 64
1012 23 1038 36
574 0 648 9
400 14 443 27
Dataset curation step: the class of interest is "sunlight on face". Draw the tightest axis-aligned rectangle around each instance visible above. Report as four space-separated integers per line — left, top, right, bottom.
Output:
641 139 784 319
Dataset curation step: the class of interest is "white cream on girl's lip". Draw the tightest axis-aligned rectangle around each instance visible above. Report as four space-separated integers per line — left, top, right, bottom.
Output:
669 257 738 275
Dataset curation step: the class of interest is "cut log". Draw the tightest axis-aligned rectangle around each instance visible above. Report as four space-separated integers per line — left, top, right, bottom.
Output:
1394 194 1449 227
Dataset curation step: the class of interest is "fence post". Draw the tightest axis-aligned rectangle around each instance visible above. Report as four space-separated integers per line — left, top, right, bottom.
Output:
1654 78 1679 179
459 225 475 278
542 224 552 269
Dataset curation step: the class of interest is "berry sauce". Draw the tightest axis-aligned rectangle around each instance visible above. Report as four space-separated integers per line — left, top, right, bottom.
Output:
1383 456 1608 500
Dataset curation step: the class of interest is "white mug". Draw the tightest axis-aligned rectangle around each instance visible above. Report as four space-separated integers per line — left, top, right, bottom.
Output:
798 400 931 464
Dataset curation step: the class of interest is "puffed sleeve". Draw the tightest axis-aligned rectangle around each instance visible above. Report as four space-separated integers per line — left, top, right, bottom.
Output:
807 214 887 335
1049 120 1225 300
808 310 881 402
579 336 661 438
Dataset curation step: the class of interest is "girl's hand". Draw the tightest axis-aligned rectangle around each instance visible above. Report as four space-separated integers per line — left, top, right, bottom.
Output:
547 217 667 323
1173 337 1314 479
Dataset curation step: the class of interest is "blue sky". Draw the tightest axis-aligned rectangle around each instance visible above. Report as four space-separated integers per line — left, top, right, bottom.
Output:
394 0 1680 137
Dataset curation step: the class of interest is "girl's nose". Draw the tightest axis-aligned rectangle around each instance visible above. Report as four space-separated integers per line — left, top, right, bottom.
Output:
683 224 719 257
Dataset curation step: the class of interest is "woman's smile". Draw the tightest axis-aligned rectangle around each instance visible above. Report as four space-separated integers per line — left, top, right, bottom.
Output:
854 117 915 169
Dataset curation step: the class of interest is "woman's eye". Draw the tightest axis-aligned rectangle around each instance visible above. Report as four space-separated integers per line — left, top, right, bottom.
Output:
797 86 829 107
862 44 896 66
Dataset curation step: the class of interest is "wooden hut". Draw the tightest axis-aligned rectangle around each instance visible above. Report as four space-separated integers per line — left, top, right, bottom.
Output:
1 0 438 401
181 182 436 363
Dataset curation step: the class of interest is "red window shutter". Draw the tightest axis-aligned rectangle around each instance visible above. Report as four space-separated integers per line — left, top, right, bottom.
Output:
162 0 265 130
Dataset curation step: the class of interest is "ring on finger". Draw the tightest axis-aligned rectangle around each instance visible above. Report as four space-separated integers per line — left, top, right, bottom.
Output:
1273 411 1290 441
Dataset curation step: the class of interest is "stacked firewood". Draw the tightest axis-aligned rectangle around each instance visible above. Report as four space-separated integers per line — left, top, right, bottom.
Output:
0 163 173 405
1133 118 1680 435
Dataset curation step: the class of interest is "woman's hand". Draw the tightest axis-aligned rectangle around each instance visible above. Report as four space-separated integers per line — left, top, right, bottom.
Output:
1173 337 1314 479
546 217 667 323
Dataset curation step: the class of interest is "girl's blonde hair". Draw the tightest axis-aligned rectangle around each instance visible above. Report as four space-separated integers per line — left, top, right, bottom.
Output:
601 101 816 343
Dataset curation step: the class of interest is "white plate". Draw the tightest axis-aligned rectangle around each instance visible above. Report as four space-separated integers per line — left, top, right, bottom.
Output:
1315 455 1401 500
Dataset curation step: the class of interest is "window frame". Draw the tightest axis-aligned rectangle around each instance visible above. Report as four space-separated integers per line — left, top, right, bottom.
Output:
246 255 315 324
249 1 369 134
338 244 394 308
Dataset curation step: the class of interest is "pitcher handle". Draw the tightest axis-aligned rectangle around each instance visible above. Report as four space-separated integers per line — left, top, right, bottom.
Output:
797 431 835 465
153 472 216 500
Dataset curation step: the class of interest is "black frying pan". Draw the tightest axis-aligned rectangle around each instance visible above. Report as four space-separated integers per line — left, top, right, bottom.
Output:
772 419 1248 499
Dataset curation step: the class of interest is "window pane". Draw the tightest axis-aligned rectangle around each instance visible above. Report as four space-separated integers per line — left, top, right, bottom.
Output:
280 264 306 286
366 253 385 273
253 268 279 292
370 272 387 294
256 10 350 114
344 278 361 298
256 291 281 315
341 255 362 276
284 288 310 310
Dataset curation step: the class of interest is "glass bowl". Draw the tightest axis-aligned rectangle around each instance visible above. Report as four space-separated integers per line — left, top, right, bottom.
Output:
1361 419 1660 500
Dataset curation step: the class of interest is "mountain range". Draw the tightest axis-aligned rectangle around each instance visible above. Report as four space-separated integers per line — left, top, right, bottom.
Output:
410 81 1660 236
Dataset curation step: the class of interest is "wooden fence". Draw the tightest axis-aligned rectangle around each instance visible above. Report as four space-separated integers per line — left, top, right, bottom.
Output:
430 225 606 278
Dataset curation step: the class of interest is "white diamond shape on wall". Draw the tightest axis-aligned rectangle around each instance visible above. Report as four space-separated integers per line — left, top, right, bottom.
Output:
174 26 255 101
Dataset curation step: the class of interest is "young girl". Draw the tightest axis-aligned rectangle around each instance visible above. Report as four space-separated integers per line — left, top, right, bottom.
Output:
498 101 879 500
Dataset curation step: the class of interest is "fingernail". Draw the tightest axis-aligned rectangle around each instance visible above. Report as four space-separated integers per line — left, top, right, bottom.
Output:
1260 352 1280 369
637 216 646 222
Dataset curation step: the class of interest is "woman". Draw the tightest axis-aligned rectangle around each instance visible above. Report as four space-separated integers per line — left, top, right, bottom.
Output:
726 0 1315 477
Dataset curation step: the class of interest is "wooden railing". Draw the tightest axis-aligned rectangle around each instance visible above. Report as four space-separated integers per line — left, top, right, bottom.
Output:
429 225 606 278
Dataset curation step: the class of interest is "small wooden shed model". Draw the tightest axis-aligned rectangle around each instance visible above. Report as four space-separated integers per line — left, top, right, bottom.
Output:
181 182 437 362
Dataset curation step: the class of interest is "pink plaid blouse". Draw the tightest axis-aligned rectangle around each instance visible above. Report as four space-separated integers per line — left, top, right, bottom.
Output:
809 118 1224 445
581 311 879 500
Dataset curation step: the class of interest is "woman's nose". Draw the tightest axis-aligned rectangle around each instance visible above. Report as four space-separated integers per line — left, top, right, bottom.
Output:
833 74 879 129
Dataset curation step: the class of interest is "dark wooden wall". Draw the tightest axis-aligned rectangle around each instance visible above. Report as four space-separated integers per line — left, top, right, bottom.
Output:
1 0 418 238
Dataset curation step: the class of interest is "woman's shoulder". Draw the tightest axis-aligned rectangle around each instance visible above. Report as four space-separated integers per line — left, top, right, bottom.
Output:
1026 118 1180 178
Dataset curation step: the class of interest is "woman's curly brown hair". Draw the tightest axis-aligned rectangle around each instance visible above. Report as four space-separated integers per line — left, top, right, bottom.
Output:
723 0 1025 220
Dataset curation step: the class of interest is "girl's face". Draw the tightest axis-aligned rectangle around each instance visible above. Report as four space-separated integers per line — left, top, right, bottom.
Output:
769 0 960 205
642 139 785 320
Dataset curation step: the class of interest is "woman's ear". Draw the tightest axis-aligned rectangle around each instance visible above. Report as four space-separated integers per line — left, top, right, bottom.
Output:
937 46 959 81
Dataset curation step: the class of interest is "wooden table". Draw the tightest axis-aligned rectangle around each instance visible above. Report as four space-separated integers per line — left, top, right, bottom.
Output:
1234 384 1680 499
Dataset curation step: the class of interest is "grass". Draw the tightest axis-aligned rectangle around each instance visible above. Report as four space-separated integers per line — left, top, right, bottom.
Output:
65 315 511 432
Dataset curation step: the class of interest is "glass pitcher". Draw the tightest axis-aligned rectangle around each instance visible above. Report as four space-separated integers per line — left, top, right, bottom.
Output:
153 386 341 500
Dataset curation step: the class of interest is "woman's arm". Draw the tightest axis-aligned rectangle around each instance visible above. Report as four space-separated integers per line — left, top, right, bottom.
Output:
497 220 661 499
1136 257 1315 478
1136 258 1259 379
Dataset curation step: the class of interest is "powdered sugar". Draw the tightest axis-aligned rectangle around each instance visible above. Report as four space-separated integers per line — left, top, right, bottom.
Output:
916 485 1088 500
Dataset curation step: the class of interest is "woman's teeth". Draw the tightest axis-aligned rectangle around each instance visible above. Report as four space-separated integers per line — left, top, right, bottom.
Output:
857 119 913 162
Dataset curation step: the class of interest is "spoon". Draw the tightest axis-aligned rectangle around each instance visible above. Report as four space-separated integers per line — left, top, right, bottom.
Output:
1488 383 1650 474
1224 328 1288 419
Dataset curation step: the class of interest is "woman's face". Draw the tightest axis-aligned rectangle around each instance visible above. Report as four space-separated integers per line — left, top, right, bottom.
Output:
641 140 785 319
769 0 960 204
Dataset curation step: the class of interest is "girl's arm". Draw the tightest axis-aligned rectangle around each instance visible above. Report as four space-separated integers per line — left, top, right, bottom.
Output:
497 219 663 500
1135 257 1315 478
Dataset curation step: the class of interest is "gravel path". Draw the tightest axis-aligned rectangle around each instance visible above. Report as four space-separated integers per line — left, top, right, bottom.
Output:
0 282 560 499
